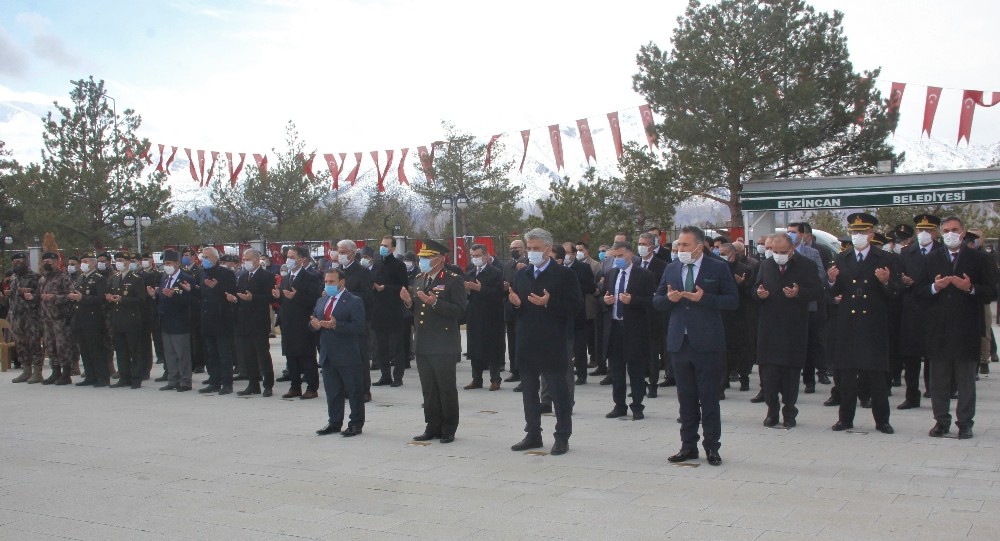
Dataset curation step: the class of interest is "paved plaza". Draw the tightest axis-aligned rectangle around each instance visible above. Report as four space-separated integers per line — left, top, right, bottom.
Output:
1 331 999 541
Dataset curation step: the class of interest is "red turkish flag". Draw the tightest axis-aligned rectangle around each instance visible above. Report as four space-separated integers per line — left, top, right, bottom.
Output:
397 147 409 185
155 144 166 172
197 150 206 185
136 142 151 164
518 129 531 173
323 153 342 190
122 137 134 160
855 76 869 125
638 104 657 150
972 91 1000 107
226 152 246 187
204 151 219 187
371 150 394 192
417 146 434 183
185 149 198 182
484 134 502 170
548 125 564 171
253 153 268 179
956 90 1000 145
297 153 317 181
576 119 596 165
922 86 943 137
163 146 178 174
343 152 362 186
888 82 906 133
607 111 623 160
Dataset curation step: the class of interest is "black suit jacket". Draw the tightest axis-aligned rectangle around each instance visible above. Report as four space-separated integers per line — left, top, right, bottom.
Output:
343 261 374 322
827 247 900 371
752 256 823 367
236 267 275 336
600 265 655 364
465 264 506 360
511 259 584 373
371 254 408 330
278 267 322 356
199 265 238 336
653 245 671 262
567 259 596 324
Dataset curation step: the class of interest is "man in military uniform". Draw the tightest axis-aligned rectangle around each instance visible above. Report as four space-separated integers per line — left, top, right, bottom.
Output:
37 252 75 385
107 252 147 388
65 254 82 376
6 252 44 383
401 240 467 444
95 251 117 379
180 248 205 374
70 252 110 387
826 213 900 434
136 252 160 380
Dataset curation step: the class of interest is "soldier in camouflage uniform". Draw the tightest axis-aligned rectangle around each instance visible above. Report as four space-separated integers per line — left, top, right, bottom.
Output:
108 252 147 388
37 252 75 385
6 252 44 383
66 255 83 376
70 253 110 386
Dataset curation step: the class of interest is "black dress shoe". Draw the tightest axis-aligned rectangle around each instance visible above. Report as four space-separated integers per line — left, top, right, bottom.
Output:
658 377 676 387
275 375 291 383
605 408 628 419
390 381 403 387
876 423 894 434
372 378 392 386
439 434 454 444
763 416 778 427
550 440 568 455
860 398 872 409
647 385 657 398
218 386 233 395
154 375 169 382
130 382 142 389
632 410 644 420
719 390 726 400
175 385 192 392
750 391 765 403
511 436 544 451
706 449 722 466
504 373 521 382
922 390 931 398
159 384 178 391
957 425 973 439
75 380 95 387
237 385 261 396
599 375 612 385
928 422 950 437
342 426 362 437
892 376 902 387
783 418 797 428
198 385 220 394
512 384 523 392
316 424 341 435
739 378 749 392
412 432 438 441
804 384 816 394
818 374 831 385
193 366 205 374
540 402 553 414
588 368 607 376
262 388 273 397
823 397 840 407
574 377 586 385
897 400 919 410
109 381 130 388
667 449 699 463
831 421 853 431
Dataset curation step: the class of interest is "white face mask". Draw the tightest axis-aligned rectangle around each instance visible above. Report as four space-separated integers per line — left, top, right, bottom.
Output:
243 261 255 272
404 261 414 271
765 249 773 259
338 254 350 266
637 245 650 258
97 261 107 271
330 262 341 269
80 262 91 273
115 261 126 272
129 262 138 271
756 244 766 255
471 257 484 268
917 231 932 247
852 233 870 251
527 250 545 266
163 265 175 275
576 251 585 261
772 253 789 266
360 258 372 268
141 260 151 269
943 231 962 249
676 251 694 264
67 265 77 273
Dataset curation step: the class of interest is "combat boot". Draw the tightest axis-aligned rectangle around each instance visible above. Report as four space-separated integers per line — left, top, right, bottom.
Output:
26 370 44 384
11 365 32 383
55 367 72 385
41 365 61 385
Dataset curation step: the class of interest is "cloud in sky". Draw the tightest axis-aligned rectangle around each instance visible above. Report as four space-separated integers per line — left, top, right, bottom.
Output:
0 27 30 77
31 34 82 68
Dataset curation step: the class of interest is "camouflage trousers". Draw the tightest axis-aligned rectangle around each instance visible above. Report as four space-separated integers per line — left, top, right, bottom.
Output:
12 319 44 370
42 319 73 369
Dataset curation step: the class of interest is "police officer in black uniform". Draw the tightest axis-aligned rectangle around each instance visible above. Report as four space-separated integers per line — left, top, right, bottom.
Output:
69 252 110 387
108 252 148 388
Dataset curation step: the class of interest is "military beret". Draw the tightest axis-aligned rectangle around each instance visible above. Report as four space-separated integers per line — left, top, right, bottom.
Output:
41 252 59 260
10 251 27 260
67 255 81 262
964 231 980 242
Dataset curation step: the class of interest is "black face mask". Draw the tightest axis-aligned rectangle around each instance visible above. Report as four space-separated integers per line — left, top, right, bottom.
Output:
43 263 54 272
510 249 522 260
13 262 27 274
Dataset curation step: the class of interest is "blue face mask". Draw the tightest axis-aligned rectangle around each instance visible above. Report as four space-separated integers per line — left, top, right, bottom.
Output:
613 257 627 270
324 284 339 297
379 246 390 257
181 256 191 266
418 257 432 274
597 251 606 262
712 248 720 256
201 258 213 269
787 232 798 244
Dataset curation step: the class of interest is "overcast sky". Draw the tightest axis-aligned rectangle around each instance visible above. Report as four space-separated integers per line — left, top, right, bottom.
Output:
2 0 1000 158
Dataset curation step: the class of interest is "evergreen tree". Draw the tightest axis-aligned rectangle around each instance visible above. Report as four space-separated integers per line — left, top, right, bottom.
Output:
614 142 680 232
355 176 424 242
528 168 633 245
633 0 900 227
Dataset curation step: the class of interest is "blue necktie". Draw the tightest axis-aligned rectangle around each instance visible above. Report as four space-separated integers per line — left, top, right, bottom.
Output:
616 270 626 319
534 267 540 279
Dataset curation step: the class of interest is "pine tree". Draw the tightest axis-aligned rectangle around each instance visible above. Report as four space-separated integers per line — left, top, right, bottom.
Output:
528 168 633 245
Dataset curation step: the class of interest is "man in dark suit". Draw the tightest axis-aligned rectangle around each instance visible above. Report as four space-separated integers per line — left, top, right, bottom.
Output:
508 229 583 456
151 250 195 392
338 240 375 400
636 232 667 397
275 245 322 400
502 239 528 385
917 216 998 439
648 227 672 262
372 235 409 387
194 247 238 395
601 241 655 420
403 240 467 444
562 241 596 387
230 249 276 396
464 243 506 390
653 226 738 466
753 233 824 427
826 213 900 434
718 243 753 395
313 269 368 437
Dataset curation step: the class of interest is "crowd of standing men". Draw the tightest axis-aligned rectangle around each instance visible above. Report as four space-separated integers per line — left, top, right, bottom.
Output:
1 212 997 463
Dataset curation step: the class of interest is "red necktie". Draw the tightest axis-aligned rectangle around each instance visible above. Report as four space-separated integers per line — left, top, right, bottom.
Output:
324 296 336 320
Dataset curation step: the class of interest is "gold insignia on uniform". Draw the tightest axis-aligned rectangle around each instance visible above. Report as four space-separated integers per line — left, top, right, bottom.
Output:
918 217 930 227
853 216 864 226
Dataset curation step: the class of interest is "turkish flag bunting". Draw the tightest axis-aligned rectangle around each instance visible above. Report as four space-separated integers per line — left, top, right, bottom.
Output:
371 150 394 192
638 104 657 150
226 152 246 187
323 153 342 190
922 86 943 137
121 137 134 160
253 153 268 179
397 148 409 185
607 111 623 160
888 82 906 133
136 142 152 164
417 146 435 183
164 146 178 174
155 144 166 172
518 129 531 173
185 148 198 182
855 76 869 125
484 134 502 170
204 151 219 187
343 152 362 186
296 153 317 181
197 150 206 186
576 119 596 165
548 125 564 170
971 91 1000 107
957 90 1000 145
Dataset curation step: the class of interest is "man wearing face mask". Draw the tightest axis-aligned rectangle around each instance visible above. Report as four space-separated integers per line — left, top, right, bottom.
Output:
135 253 160 381
372 235 409 387
36 252 75 385
463 244 506 390
917 217 998 440
194 247 238 395
6 252 44 383
180 248 206 375
274 245 323 399
151 250 196 392
503 239 528 385
95 251 119 379
718 243 753 395
64 255 83 377
575 242 604 376
753 234 824 428
897 215 944 405
561 241 596 387
228 249 276 396
106 252 147 388
826 213 900 434
402 252 419 367
71 253 110 387
402 239 467 444
637 233 667 395
313 269 367 437
337 240 375 400
787 223 829 394
754 236 769 262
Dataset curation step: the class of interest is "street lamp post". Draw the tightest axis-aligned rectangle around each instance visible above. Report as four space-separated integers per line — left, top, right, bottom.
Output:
0 225 11 270
123 214 152 255
440 193 469 265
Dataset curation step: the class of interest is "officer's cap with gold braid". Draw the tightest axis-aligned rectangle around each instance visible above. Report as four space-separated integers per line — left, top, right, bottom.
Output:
894 224 914 239
846 212 878 232
870 233 888 247
913 214 941 230
417 239 450 258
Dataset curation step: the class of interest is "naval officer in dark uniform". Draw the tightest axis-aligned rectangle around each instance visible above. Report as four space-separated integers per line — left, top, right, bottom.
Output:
402 240 468 444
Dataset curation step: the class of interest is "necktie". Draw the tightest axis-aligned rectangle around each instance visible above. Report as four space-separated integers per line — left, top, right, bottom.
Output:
324 296 336 320
921 247 927 256
951 252 958 269
779 265 786 276
857 253 864 264
534 267 540 279
684 264 695 292
642 260 649 269
249 271 254 281
616 270 626 319
166 276 173 289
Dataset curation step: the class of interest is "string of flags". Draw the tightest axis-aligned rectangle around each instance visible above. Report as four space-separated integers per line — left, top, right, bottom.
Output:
122 79 999 192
